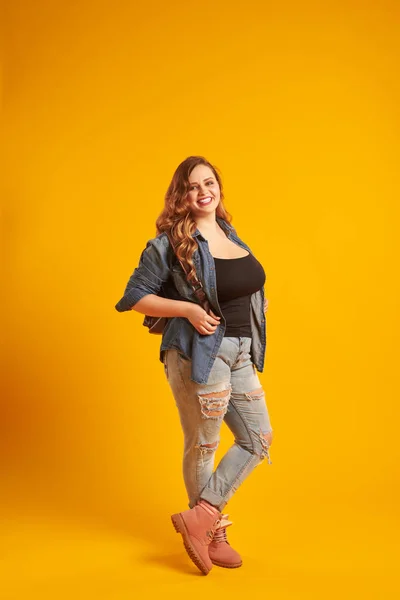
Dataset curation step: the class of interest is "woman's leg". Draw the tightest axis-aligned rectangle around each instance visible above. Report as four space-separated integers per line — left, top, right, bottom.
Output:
199 337 273 512
164 345 232 509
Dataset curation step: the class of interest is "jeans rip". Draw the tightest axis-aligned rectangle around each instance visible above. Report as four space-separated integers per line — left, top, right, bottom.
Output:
197 385 232 420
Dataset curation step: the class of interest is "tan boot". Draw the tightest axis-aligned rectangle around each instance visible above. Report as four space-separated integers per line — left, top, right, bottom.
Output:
171 500 222 575
208 514 243 568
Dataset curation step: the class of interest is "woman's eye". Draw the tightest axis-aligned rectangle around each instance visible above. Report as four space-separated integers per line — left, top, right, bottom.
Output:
189 181 214 190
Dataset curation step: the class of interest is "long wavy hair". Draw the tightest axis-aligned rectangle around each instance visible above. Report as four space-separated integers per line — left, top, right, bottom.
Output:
155 156 233 284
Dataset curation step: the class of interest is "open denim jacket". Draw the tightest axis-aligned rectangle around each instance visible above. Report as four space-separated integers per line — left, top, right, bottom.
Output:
115 217 267 383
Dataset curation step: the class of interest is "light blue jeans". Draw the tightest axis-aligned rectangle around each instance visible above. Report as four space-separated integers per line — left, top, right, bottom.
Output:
163 337 273 511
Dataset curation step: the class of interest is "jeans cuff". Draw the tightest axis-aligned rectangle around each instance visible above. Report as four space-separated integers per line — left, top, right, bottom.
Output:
199 487 227 512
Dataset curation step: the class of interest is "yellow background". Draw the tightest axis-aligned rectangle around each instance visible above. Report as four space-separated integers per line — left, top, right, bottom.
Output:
2 0 399 598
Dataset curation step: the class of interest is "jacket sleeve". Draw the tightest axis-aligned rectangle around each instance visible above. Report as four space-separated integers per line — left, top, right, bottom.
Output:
114 235 171 312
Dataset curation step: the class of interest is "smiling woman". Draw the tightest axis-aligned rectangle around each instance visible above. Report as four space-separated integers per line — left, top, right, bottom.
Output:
115 155 272 575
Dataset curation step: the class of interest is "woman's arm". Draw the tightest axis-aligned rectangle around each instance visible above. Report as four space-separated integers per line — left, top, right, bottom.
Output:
132 295 221 335
115 236 171 312
131 294 191 317
115 234 221 334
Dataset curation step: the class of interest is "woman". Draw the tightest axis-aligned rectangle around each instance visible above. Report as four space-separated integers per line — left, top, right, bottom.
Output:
115 156 273 575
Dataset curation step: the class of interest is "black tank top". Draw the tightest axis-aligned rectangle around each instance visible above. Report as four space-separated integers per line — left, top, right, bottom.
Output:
213 252 266 338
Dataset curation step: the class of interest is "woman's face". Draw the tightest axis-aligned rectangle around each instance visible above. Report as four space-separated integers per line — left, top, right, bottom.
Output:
186 164 221 216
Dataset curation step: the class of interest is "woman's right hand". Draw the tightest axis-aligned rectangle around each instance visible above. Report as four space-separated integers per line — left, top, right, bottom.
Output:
184 304 221 335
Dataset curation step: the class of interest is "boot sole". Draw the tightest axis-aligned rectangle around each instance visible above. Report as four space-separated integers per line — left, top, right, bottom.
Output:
211 559 243 568
171 513 211 575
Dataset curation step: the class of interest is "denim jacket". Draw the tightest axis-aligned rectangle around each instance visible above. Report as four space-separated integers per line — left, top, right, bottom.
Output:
115 217 267 383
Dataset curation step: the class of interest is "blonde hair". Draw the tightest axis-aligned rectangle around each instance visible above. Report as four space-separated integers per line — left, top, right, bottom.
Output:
155 156 233 284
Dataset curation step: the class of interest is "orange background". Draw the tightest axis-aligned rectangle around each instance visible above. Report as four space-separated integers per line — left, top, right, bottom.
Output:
2 0 399 598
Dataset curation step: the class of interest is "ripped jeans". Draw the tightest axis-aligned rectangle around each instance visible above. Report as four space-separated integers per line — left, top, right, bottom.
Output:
163 337 273 512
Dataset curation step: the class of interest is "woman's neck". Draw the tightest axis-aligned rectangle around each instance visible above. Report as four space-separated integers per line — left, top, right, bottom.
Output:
195 214 226 241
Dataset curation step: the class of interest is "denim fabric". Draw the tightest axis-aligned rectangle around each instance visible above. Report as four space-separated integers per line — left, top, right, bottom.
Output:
115 217 267 384
163 337 273 511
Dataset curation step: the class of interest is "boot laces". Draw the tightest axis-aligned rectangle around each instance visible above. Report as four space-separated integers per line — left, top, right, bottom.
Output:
212 513 233 543
213 527 228 543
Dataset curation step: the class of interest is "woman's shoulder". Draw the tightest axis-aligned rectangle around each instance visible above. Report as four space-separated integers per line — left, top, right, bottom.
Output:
144 230 171 249
140 231 174 266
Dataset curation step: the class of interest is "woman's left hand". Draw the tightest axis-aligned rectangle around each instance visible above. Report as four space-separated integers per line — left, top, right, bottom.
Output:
264 298 269 314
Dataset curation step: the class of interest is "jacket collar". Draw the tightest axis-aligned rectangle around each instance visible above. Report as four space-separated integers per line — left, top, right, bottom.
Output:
193 216 234 239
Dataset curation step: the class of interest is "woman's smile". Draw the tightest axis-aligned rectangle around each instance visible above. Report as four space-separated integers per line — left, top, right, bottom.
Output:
198 196 213 206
